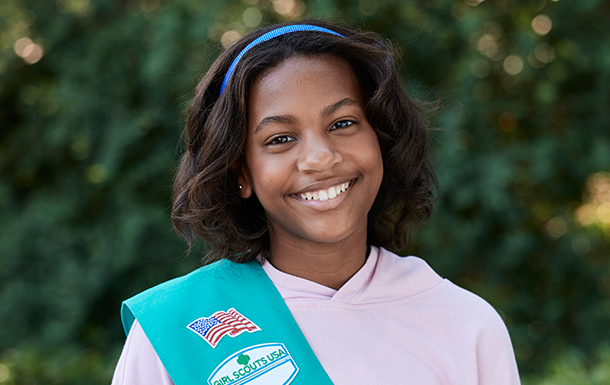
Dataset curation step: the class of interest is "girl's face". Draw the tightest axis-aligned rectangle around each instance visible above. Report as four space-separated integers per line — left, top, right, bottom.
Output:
239 54 383 250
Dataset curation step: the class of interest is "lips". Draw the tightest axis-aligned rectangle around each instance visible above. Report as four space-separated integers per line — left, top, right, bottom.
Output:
298 181 351 201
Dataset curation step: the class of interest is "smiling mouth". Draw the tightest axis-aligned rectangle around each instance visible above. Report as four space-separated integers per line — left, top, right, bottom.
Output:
298 181 351 201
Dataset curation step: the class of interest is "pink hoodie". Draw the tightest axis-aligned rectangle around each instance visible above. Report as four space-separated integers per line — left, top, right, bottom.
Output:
112 247 520 384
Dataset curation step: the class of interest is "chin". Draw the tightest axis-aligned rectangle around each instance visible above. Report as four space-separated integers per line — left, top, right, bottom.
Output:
299 225 365 246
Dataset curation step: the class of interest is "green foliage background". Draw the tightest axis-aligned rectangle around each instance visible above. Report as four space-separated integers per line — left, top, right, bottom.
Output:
1 0 609 383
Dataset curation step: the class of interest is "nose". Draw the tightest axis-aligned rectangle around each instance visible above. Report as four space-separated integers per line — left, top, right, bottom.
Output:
297 134 342 173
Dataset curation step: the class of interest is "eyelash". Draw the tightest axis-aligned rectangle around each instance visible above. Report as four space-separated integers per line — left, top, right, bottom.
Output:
268 136 295 145
331 120 354 130
266 120 356 145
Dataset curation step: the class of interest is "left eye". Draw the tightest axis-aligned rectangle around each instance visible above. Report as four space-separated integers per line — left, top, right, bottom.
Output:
331 120 354 130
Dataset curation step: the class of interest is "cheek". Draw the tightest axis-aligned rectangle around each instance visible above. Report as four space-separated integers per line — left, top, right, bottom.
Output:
356 133 383 172
248 153 289 193
361 136 384 195
368 140 383 166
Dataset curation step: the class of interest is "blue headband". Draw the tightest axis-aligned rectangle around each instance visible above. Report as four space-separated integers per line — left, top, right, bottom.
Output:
219 24 345 94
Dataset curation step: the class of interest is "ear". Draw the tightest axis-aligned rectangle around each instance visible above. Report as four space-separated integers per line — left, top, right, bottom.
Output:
236 162 253 199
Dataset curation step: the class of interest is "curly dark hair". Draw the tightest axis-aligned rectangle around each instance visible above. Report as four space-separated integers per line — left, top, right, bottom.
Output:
172 19 440 264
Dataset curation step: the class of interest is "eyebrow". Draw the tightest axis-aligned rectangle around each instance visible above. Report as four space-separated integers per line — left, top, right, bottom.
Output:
255 115 297 133
321 98 361 117
254 97 362 133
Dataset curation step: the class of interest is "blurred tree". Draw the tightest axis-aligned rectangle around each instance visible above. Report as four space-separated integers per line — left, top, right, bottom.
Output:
0 0 608 383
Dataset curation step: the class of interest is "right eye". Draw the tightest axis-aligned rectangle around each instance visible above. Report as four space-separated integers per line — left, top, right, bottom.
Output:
268 136 295 145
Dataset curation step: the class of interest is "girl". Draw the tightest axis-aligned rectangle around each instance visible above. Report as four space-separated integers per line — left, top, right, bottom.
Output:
112 20 520 385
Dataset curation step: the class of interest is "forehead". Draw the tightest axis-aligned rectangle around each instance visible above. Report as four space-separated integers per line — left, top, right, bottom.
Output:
247 54 363 117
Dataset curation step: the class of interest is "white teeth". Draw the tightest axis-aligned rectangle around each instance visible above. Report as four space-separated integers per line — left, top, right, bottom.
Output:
299 181 351 201
328 188 337 199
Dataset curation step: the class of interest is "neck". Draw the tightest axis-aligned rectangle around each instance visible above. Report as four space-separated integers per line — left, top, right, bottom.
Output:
266 226 369 290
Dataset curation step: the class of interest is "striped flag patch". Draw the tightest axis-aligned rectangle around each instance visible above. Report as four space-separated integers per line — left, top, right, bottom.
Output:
187 308 261 348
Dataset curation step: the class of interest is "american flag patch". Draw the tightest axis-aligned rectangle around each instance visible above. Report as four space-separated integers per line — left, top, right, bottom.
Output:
186 308 261 348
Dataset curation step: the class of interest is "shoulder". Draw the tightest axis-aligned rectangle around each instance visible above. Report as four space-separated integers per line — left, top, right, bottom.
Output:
121 259 263 335
442 280 510 337
376 247 443 285
375 248 520 383
371 247 444 296
376 247 508 330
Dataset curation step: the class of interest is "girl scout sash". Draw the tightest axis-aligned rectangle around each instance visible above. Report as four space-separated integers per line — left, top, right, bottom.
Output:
121 259 334 385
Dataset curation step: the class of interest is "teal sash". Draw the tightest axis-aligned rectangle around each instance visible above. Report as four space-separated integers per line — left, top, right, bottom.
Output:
122 259 334 385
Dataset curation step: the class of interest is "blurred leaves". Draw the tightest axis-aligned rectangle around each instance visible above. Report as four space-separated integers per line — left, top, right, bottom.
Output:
1 0 609 383
523 345 610 385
